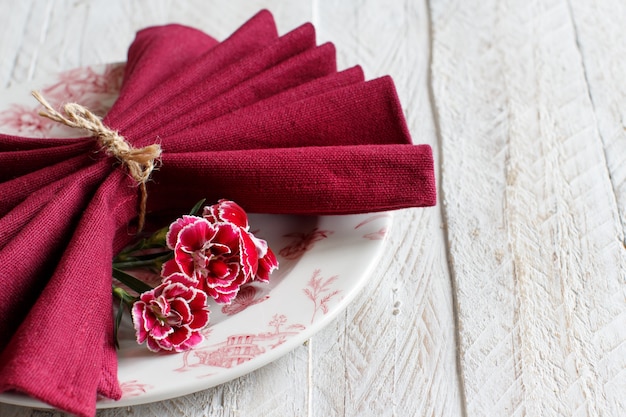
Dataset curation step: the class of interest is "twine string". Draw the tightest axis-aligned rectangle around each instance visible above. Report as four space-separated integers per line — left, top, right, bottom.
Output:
32 91 161 231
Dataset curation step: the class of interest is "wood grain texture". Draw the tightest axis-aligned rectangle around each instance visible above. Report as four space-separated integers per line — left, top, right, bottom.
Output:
569 0 626 236
567 0 626 412
431 0 626 415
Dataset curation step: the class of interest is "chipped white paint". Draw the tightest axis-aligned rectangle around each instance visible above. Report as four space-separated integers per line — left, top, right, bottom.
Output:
1 0 624 416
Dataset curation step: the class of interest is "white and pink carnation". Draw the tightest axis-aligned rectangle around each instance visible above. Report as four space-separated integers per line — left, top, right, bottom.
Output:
115 199 278 354
131 281 210 353
205 200 279 283
161 200 278 304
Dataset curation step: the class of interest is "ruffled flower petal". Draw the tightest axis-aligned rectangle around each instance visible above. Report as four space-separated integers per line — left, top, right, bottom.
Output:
203 199 249 229
131 282 210 353
166 215 203 249
159 200 278 307
256 247 278 282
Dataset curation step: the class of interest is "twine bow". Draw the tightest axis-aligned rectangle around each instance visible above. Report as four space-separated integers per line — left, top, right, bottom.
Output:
32 91 161 231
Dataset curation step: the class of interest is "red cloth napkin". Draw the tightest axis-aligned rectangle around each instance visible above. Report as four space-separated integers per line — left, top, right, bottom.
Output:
0 10 435 417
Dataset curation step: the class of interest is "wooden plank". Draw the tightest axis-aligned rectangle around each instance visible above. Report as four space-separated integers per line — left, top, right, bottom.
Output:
311 1 463 416
567 0 626 412
567 0 626 234
430 0 626 415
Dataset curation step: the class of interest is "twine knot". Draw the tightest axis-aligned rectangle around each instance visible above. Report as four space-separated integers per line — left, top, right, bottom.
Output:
32 91 161 231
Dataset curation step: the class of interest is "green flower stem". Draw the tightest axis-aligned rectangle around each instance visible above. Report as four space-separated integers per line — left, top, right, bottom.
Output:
112 252 172 269
140 226 169 248
112 268 154 294
112 285 136 349
114 226 169 260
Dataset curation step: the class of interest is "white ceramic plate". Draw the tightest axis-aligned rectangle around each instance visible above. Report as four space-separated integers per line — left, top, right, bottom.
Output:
0 65 392 409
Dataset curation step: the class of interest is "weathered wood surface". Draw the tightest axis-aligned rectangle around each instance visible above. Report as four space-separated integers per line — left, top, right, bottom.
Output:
431 0 626 416
0 0 624 416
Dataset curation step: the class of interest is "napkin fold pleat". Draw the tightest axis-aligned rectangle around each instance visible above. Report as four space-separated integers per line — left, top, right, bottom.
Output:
149 144 435 216
109 10 279 127
0 139 93 179
112 25 218 114
0 174 73 246
0 153 99 216
0 162 110 346
121 22 316 138
0 135 85 151
0 10 436 417
0 170 134 417
229 65 365 114
161 76 412 152
150 42 338 138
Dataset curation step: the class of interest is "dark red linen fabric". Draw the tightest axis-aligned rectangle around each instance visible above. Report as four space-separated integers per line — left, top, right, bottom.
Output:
0 10 435 417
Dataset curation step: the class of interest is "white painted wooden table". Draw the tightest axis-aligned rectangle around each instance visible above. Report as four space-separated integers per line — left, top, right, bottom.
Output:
1 0 624 416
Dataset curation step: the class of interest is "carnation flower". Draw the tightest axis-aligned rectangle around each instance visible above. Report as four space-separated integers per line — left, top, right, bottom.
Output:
205 200 278 283
162 217 256 304
112 199 278 353
162 200 278 304
131 281 210 352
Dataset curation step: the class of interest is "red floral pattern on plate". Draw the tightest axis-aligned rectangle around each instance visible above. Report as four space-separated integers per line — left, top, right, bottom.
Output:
119 380 154 398
303 269 342 324
279 228 333 259
175 314 305 371
0 104 55 135
355 213 391 240
221 285 270 316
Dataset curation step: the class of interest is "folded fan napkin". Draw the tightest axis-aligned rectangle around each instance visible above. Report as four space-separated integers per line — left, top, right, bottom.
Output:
0 10 436 417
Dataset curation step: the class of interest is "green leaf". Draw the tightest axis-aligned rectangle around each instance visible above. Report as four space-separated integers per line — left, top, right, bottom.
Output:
112 251 172 270
112 268 154 294
189 198 207 216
